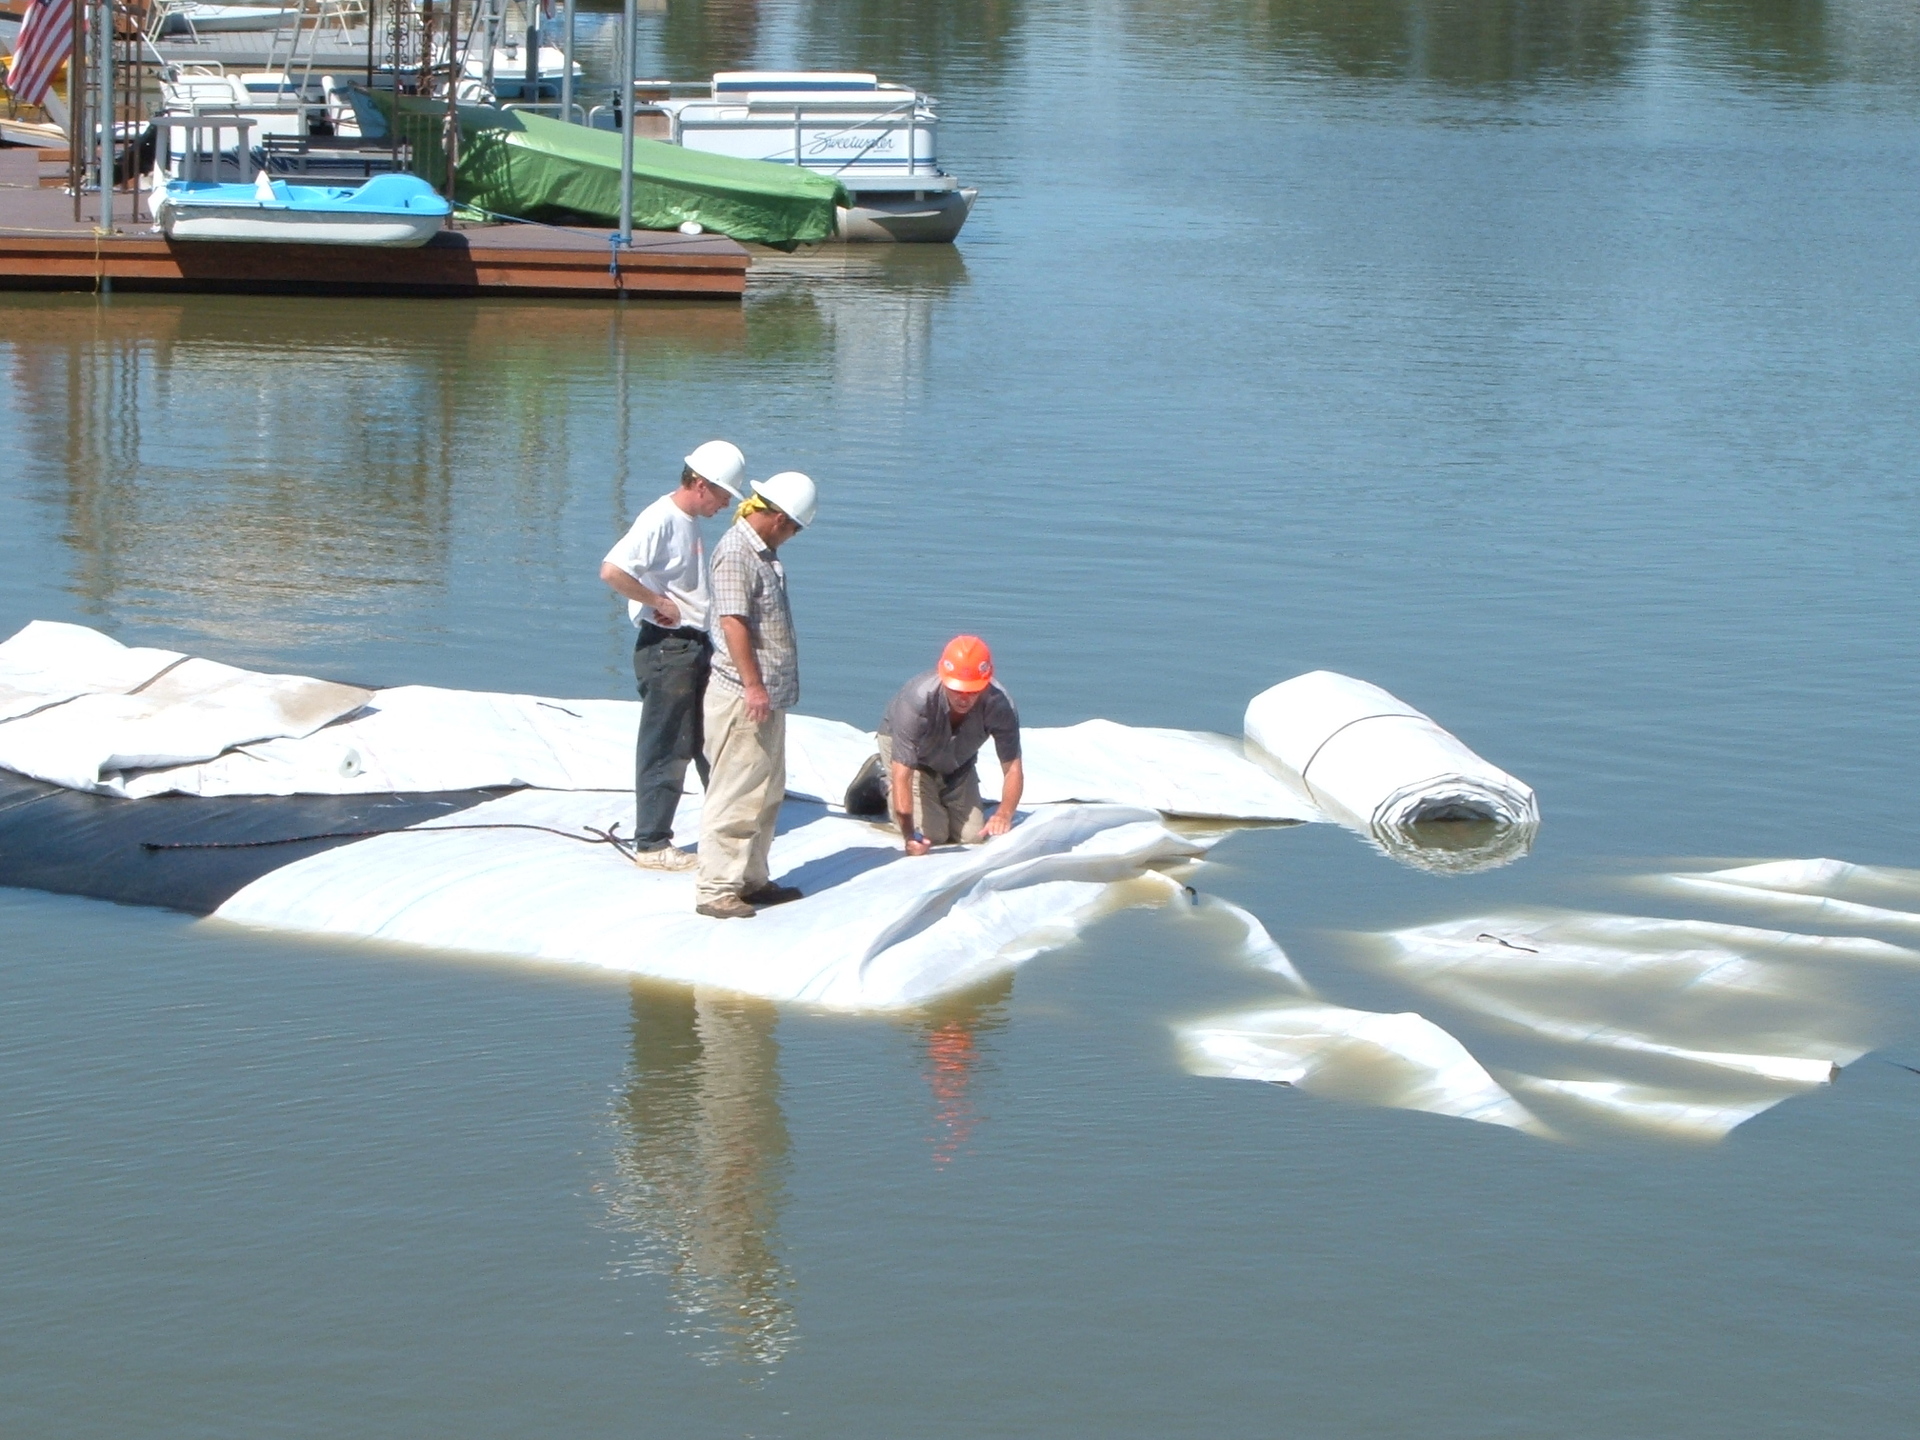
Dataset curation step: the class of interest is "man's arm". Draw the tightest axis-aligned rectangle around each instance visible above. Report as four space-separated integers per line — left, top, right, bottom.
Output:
984 756 1023 837
718 615 771 724
598 560 680 628
891 761 931 856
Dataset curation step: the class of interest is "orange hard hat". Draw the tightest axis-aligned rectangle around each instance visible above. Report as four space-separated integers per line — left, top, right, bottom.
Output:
938 635 993 692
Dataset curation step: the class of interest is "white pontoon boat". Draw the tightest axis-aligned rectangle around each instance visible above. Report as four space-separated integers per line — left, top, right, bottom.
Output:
632 72 976 243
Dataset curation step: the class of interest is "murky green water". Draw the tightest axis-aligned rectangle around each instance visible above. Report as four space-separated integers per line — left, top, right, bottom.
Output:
5 1 1920 1433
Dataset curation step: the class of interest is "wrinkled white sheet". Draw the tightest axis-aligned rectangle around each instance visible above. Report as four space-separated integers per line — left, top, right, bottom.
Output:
1178 1004 1550 1136
1170 898 1546 1134
0 623 1323 824
213 798 1208 1009
977 720 1318 821
1503 1075 1788 1143
0 620 186 722
0 626 372 794
1644 859 1920 937
1363 910 1870 1087
1243 671 1536 871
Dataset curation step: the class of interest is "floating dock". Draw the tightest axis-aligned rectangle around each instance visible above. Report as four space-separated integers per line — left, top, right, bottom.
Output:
0 150 749 300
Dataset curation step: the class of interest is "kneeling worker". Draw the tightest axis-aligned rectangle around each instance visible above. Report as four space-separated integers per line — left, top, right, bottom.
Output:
879 635 1024 857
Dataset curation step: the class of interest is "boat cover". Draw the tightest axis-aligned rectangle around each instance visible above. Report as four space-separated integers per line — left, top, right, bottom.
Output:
376 94 847 249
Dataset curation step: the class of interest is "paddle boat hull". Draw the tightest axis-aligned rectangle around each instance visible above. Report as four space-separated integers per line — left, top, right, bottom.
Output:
151 173 451 246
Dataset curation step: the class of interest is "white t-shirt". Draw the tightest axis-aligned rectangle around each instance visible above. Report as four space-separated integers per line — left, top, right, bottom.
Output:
603 493 711 630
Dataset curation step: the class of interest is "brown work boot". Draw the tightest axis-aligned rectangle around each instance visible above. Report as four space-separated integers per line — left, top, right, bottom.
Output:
695 893 757 920
740 882 803 907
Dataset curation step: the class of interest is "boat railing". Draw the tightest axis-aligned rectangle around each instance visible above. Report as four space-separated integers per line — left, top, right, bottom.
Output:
503 101 588 125
679 95 936 176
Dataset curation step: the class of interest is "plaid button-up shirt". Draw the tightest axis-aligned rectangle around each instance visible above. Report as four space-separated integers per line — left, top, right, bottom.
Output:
707 518 800 710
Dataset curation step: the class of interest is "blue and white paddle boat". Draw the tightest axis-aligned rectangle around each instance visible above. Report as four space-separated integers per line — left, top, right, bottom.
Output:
150 172 452 246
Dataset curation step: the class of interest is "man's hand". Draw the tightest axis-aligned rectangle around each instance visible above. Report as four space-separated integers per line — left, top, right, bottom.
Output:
905 836 931 857
651 595 681 628
744 681 772 724
981 807 1015 838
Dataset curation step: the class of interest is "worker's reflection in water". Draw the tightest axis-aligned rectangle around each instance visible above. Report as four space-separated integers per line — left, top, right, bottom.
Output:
603 978 1015 1363
913 976 1013 1170
605 984 795 1367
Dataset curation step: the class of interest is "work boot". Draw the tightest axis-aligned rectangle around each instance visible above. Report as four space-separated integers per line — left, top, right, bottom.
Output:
740 882 803 907
632 845 698 872
695 893 757 920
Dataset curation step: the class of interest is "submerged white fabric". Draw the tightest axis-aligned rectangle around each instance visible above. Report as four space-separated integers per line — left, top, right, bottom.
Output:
212 797 1207 1009
1243 671 1537 871
0 620 187 723
1179 1004 1550 1135
1364 910 1871 1087
1171 897 1547 1135
1644 859 1920 937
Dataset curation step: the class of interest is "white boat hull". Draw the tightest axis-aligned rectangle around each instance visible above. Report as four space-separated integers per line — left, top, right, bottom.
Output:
837 187 976 243
157 204 443 246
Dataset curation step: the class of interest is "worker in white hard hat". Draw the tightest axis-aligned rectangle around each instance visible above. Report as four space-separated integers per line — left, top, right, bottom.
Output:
599 440 746 869
694 471 818 919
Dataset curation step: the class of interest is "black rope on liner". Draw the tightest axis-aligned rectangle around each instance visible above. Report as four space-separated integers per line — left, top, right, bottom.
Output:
142 820 640 861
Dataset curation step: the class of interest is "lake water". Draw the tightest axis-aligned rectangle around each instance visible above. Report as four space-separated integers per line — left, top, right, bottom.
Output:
5 1 1920 1434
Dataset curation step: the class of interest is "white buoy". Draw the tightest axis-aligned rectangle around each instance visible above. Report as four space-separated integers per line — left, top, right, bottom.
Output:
677 220 703 235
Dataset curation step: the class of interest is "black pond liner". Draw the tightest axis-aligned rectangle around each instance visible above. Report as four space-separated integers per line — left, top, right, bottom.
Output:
0 769 505 917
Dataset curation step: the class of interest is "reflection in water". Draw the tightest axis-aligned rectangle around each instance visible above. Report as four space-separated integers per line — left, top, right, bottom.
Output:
910 977 1011 1168
604 985 795 1368
3 296 744 663
793 0 1029 88
747 246 968 420
1126 0 1648 85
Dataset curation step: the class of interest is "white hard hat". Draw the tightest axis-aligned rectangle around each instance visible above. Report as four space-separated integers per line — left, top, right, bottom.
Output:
683 439 746 498
752 471 818 529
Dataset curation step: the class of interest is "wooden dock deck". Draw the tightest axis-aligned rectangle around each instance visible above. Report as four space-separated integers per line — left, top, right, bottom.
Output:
0 152 749 301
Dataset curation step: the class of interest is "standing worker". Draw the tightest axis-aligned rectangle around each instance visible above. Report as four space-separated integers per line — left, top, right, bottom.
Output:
695 471 819 919
879 635 1024 857
599 440 746 870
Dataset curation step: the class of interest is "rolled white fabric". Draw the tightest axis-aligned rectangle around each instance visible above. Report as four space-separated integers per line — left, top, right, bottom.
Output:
1243 671 1538 872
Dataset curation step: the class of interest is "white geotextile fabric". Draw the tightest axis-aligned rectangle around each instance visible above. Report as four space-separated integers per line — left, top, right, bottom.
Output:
0 620 187 722
1364 911 1869 1087
1173 894 1904 1143
1171 899 1550 1136
1643 859 1920 938
0 623 371 793
976 720 1318 821
0 623 1320 823
1243 671 1537 871
212 796 1208 1009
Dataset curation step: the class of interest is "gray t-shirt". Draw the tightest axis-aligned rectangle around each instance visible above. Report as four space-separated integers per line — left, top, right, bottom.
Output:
879 670 1020 778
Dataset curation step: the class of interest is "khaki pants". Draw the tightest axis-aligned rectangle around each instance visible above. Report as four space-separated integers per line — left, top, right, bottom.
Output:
878 734 985 846
697 686 786 904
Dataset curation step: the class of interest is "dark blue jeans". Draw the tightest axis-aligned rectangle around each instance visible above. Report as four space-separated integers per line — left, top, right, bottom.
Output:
632 625 712 850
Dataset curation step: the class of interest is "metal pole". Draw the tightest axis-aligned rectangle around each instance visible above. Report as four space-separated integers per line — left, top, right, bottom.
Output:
617 0 633 245
560 0 574 122
442 0 459 207
96 0 112 233
69 0 83 218
523 10 537 100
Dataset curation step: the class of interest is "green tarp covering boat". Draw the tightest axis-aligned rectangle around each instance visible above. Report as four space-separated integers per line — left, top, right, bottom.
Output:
371 94 847 248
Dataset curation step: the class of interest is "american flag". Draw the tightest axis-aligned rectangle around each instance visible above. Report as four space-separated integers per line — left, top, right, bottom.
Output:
5 0 76 109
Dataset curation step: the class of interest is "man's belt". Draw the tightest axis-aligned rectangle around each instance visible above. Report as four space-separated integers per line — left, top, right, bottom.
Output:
639 620 710 642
